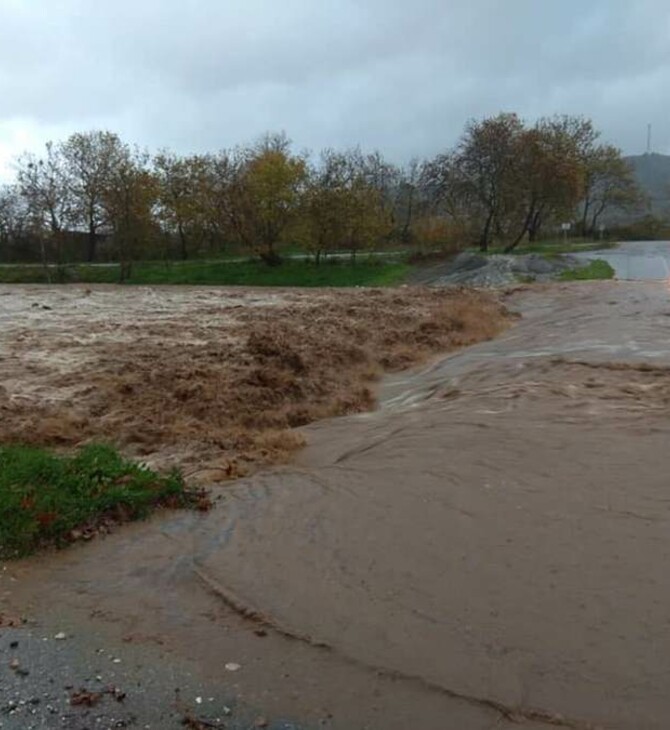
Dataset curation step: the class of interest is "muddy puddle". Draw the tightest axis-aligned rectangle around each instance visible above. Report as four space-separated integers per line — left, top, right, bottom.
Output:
4 281 670 728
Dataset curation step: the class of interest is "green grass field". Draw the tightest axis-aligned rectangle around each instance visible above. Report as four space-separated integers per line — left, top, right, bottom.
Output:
559 259 616 281
0 444 205 558
0 258 410 287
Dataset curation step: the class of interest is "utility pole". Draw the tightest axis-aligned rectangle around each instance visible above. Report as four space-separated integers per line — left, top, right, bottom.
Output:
647 124 652 155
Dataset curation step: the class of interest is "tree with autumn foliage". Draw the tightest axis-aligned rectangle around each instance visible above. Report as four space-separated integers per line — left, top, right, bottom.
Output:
451 113 524 252
60 131 129 262
504 118 585 250
104 146 159 281
2 116 648 266
224 134 307 265
421 113 643 251
154 152 212 260
302 149 393 263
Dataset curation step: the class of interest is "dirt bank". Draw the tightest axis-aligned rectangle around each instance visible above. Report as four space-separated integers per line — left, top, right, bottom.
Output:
0 284 509 482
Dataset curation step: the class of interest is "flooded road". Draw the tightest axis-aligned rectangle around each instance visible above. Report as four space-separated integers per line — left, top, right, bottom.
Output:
4 280 670 729
575 240 670 280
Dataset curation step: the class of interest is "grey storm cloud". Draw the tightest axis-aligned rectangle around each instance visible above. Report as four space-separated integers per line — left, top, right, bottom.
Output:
1 0 670 177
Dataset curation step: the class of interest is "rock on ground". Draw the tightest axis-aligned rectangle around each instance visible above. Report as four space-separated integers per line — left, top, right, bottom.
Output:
418 251 580 287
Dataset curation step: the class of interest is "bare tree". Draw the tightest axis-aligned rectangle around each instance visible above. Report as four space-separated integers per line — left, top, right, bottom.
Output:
15 143 72 275
581 145 644 236
0 185 31 262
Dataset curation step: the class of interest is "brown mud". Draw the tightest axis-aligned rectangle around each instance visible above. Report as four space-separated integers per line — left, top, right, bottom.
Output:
3 281 670 729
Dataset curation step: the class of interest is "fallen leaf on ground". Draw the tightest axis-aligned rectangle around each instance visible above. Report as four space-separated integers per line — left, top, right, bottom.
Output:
0 613 24 628
70 689 102 707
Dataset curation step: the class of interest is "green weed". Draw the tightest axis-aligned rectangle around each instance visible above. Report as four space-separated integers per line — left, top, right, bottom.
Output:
0 444 206 558
559 259 615 281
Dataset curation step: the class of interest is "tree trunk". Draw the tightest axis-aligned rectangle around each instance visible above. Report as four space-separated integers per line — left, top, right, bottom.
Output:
39 236 51 284
527 208 544 243
178 222 188 260
401 188 414 243
590 202 607 238
260 240 282 266
581 199 590 238
504 205 535 253
504 228 527 253
479 210 495 252
87 224 97 263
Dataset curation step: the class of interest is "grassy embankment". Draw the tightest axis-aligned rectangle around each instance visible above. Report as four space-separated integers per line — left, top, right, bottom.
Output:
0 444 208 559
0 258 409 287
559 259 616 280
0 239 619 286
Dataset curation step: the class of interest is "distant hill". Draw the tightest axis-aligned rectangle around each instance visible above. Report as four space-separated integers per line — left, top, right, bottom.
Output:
625 153 670 216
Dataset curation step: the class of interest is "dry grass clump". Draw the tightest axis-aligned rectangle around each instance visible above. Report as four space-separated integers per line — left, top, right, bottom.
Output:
0 287 510 481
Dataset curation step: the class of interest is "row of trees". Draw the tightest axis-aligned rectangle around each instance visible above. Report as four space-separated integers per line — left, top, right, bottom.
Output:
0 114 645 268
422 113 644 251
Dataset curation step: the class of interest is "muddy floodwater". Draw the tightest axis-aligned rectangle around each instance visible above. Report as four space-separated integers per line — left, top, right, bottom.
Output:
3 280 670 729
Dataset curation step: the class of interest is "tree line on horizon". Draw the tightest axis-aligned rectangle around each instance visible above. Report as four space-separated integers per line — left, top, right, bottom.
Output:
0 113 646 274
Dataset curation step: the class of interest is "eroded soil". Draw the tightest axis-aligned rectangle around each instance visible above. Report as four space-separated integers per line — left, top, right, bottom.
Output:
3 281 670 729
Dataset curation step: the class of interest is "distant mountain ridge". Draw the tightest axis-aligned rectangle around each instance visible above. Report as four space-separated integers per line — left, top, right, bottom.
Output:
624 153 670 215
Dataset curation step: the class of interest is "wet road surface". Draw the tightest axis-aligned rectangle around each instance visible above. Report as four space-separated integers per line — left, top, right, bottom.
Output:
4 280 670 729
0 624 285 730
574 240 670 280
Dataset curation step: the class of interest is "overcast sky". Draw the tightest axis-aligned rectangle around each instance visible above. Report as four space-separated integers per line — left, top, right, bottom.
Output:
1 0 669 180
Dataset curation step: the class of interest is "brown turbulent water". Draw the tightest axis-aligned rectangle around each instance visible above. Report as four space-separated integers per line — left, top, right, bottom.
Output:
4 280 670 729
0 283 506 482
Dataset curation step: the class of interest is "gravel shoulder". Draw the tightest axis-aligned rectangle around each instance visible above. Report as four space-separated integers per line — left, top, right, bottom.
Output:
410 251 581 287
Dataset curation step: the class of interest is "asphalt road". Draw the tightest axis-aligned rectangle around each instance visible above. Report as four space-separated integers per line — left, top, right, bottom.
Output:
574 239 670 279
0 622 305 730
